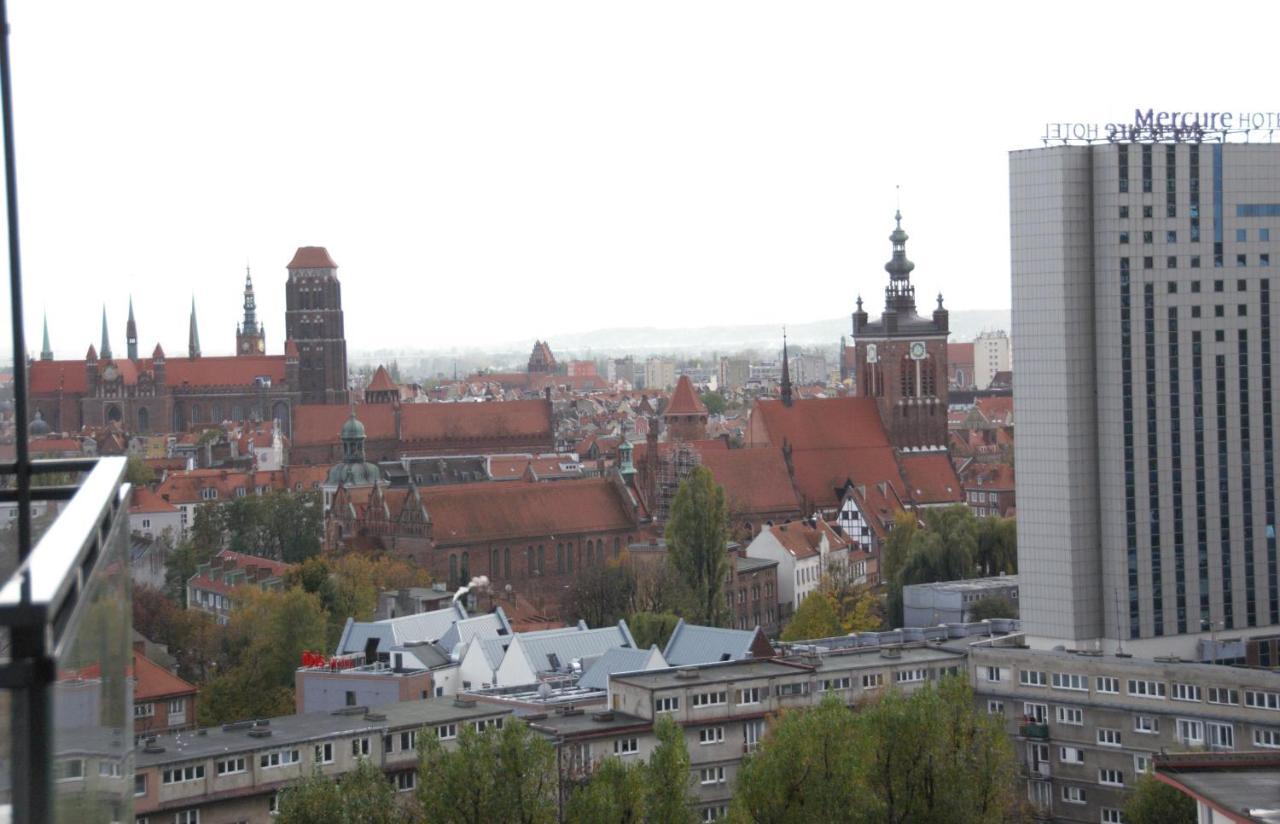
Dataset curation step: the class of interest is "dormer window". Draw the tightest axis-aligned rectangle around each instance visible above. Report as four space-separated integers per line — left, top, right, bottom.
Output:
201 488 218 501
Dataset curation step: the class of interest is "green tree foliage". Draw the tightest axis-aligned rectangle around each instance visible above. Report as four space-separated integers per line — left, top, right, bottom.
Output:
186 491 322 563
729 679 1020 823
780 592 843 641
289 554 431 649
132 585 226 684
1124 773 1196 824
665 465 730 626
564 756 647 824
967 594 1018 621
627 611 682 651
164 537 215 607
975 516 1017 576
700 391 727 416
277 759 398 824
124 454 156 487
885 505 986 626
416 718 557 824
644 715 697 824
198 586 326 725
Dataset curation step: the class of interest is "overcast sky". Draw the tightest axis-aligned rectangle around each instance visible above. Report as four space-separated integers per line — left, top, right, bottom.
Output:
2 1 1276 357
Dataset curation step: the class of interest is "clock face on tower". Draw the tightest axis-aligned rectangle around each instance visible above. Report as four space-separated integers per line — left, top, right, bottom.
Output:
909 341 927 360
865 344 878 364
256 339 265 353
240 341 250 353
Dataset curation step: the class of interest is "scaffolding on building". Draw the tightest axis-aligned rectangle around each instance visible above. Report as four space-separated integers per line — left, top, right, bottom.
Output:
655 440 701 523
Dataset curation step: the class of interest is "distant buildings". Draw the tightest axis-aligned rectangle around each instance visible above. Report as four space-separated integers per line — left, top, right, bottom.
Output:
643 357 676 391
717 356 749 390
186 550 293 624
972 330 1012 391
901 575 1019 626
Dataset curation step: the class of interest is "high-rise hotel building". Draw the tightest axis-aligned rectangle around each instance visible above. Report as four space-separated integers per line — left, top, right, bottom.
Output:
1013 142 1280 652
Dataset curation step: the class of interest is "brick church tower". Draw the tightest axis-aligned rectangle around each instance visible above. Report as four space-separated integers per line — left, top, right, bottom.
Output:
851 212 949 449
284 247 350 404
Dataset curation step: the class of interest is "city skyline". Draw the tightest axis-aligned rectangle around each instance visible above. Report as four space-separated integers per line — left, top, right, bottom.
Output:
5 1 1275 354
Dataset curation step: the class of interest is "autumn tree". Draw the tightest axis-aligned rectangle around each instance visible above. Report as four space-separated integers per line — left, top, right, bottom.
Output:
780 593 842 641
276 759 399 824
290 554 431 649
132 585 226 684
564 557 635 628
665 465 730 626
627 612 682 651
416 718 557 824
1124 773 1196 824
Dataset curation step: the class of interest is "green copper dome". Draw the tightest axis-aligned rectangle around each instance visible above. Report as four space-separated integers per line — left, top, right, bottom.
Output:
328 406 382 487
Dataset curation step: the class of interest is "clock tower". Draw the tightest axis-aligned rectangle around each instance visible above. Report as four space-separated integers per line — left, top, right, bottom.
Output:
851 212 950 449
236 267 267 356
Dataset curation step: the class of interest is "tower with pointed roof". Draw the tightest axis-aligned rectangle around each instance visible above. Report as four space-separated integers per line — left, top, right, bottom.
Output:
126 298 138 361
100 306 113 361
664 374 709 442
850 211 950 449
236 266 266 356
780 330 793 407
40 313 52 361
284 246 349 404
188 297 202 359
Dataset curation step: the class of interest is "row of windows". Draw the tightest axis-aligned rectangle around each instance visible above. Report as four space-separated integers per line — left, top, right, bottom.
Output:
1121 228 1273 244
1015 670 1279 707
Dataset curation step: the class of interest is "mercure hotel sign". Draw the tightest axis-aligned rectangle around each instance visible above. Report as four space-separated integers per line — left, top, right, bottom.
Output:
1042 109 1280 143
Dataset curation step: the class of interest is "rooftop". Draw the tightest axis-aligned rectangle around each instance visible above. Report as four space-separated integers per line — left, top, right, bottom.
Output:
611 658 813 690
1156 752 1280 824
903 575 1019 594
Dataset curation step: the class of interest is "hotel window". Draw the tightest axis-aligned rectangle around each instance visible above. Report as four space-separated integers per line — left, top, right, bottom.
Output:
1192 256 1201 268
699 727 725 745
1215 305 1225 317
1144 256 1154 269
1192 306 1202 318
1142 231 1153 244
1263 253 1271 266
1167 256 1178 269
1238 278 1248 290
1120 231 1130 244
1143 205 1153 218
1215 279 1225 291
1176 719 1204 745
1239 254 1249 267
1240 304 1249 316
1119 206 1129 219
1167 230 1177 243
1262 228 1272 241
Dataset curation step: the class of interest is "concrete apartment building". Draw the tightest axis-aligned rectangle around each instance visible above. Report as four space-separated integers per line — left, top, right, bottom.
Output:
902 575 1020 627
134 698 509 824
969 638 1280 823
643 358 676 391
1012 139 1280 654
973 330 1012 390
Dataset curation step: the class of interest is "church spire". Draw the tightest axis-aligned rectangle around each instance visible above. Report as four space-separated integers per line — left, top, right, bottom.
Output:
188 297 201 359
126 296 138 361
99 306 112 361
780 328 793 407
242 266 259 335
883 210 917 314
40 312 52 361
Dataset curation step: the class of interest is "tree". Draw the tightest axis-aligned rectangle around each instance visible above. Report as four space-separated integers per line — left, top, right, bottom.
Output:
780 593 843 641
164 537 215 606
629 558 694 616
644 715 697 823
277 759 399 824
125 454 155 487
665 466 730 626
564 756 647 824
968 594 1018 621
729 679 1020 824
290 554 431 649
133 585 226 684
417 718 557 824
700 391 727 416
820 564 884 633
627 612 681 651
565 558 635 628
261 490 324 563
975 516 1017 576
1124 773 1196 824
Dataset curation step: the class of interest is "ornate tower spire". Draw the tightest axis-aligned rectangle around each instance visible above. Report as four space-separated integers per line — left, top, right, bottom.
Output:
126 296 138 361
243 266 258 334
780 328 793 407
236 266 266 355
883 210 917 314
188 297 202 359
99 306 112 361
40 312 52 361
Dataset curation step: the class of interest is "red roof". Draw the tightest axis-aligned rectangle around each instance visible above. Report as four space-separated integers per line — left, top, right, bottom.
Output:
962 462 1015 490
419 477 636 546
29 360 88 394
133 650 197 701
765 518 850 560
367 365 397 392
287 246 338 268
157 468 291 504
898 452 963 505
400 400 551 444
29 354 288 395
975 396 1014 426
698 448 801 517
130 486 179 514
188 549 293 597
292 403 397 445
665 375 707 416
947 342 974 364
751 397 891 451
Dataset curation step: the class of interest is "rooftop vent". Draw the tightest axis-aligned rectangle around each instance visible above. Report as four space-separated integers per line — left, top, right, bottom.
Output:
142 743 165 754
222 721 253 732
674 667 700 679
524 712 549 722
591 711 615 723
453 698 477 709
364 712 387 722
248 729 273 738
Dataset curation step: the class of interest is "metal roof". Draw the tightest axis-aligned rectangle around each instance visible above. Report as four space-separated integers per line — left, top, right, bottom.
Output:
662 620 761 666
507 621 637 677
578 646 666 691
336 602 468 655
436 608 511 653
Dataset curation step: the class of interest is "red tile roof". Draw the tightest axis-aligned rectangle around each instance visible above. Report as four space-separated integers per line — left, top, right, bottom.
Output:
962 462 1015 490
487 454 583 481
419 478 636 546
367 365 397 392
133 650 197 701
400 400 551 444
751 397 891 450
188 549 293 598
898 452 963 505
165 355 287 387
975 396 1014 426
665 375 707 416
156 468 291 504
28 360 88 394
766 518 850 560
947 342 974 363
292 403 397 446
130 486 179 514
698 448 800 516
287 246 338 268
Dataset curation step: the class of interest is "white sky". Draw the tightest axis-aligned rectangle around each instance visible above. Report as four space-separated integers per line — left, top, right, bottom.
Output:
3 1 1277 356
